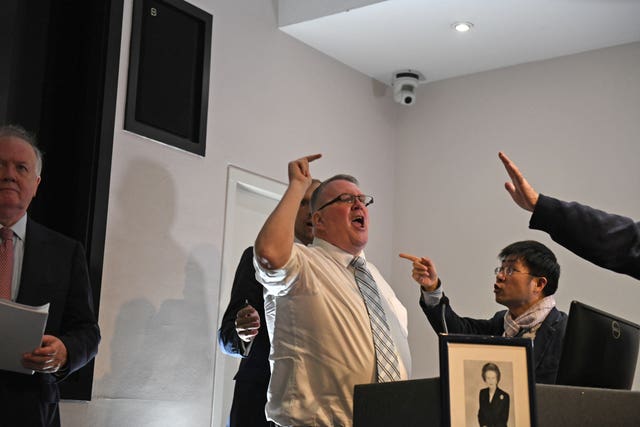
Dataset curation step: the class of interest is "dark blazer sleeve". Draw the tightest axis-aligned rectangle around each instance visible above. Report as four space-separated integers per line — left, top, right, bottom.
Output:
18 220 100 379
530 194 640 279
218 247 266 357
420 290 505 336
57 240 101 374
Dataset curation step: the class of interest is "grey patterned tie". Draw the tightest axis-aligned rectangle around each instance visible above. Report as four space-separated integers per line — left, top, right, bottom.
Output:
350 256 401 382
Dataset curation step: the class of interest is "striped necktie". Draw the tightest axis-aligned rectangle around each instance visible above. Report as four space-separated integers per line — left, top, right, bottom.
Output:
0 227 14 300
351 256 401 382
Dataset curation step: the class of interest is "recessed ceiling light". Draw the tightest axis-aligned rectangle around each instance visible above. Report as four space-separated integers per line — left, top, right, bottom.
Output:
452 22 473 32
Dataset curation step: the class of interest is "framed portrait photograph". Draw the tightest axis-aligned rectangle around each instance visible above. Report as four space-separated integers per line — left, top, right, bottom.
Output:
439 334 537 427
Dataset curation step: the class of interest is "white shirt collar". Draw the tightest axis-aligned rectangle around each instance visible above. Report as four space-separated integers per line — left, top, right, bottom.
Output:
2 214 27 242
311 237 365 268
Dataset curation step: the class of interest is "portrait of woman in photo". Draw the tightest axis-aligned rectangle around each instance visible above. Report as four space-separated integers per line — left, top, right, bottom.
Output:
478 362 510 427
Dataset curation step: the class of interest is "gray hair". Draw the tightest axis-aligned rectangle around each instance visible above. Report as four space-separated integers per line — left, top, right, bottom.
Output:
0 124 43 175
310 174 359 211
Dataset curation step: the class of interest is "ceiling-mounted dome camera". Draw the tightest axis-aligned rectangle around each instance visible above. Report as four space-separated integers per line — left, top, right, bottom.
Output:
392 70 425 106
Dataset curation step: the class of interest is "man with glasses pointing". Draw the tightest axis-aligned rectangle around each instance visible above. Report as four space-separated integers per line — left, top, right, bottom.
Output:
254 155 410 427
400 240 567 384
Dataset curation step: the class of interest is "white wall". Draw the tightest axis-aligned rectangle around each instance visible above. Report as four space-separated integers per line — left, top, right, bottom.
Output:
391 42 640 385
62 0 398 426
59 1 640 424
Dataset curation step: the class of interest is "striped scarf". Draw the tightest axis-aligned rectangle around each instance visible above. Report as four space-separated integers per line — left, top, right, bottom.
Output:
503 295 556 338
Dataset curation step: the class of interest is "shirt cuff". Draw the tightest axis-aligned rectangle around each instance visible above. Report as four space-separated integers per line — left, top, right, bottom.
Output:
240 338 254 357
420 279 443 307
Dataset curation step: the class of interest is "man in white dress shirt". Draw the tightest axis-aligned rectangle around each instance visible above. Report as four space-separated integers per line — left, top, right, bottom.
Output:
254 154 410 427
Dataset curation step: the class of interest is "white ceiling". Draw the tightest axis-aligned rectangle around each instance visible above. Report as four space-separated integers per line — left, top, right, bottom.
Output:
278 0 640 85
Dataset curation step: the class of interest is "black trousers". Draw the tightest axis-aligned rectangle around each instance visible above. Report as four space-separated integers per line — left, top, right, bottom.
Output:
228 379 270 427
0 383 60 427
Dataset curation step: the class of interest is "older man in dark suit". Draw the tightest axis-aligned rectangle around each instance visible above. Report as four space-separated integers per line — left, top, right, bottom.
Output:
0 125 100 427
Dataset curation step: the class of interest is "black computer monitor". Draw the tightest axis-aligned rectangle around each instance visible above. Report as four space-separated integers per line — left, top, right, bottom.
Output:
556 300 640 390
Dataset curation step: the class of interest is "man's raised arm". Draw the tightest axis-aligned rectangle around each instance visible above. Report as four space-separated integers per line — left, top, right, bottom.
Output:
255 154 321 270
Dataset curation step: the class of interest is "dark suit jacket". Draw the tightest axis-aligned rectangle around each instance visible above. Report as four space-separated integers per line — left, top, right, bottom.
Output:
217 247 270 427
421 295 567 384
478 386 509 427
531 194 640 280
0 219 100 424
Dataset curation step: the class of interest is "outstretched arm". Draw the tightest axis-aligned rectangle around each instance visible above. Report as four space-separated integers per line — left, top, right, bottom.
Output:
500 152 640 279
499 151 539 212
531 194 640 279
255 154 321 270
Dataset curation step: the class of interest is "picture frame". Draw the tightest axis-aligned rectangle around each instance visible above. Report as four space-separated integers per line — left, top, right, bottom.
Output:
439 334 537 427
125 0 212 156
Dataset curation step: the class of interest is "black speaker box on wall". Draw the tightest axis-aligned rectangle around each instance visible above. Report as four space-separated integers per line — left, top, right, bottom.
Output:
125 0 212 156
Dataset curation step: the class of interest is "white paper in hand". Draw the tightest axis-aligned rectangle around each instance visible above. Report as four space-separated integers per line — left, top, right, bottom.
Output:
0 299 49 374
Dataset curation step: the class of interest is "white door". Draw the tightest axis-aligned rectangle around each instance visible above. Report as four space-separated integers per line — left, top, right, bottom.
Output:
211 166 285 427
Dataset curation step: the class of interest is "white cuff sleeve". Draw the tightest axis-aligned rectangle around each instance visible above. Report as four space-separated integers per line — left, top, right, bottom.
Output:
421 282 443 307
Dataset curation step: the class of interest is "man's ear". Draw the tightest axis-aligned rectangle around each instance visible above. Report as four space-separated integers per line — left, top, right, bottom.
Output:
312 211 323 229
534 276 548 295
32 175 41 197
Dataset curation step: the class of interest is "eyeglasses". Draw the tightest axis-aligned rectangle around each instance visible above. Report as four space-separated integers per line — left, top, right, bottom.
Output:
493 266 535 277
316 193 374 211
